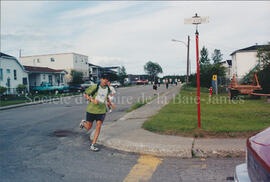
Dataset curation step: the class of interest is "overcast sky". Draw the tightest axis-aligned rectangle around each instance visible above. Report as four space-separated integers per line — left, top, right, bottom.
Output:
1 1 270 76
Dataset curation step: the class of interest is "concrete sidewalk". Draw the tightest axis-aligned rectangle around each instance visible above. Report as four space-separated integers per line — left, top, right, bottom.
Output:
92 85 246 158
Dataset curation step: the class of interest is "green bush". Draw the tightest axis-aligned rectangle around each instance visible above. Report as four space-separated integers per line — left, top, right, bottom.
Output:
0 86 7 95
17 84 27 94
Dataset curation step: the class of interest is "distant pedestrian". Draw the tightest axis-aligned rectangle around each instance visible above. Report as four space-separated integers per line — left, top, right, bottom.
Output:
158 79 161 87
107 81 116 113
175 78 178 86
165 79 169 89
79 73 112 152
153 83 157 95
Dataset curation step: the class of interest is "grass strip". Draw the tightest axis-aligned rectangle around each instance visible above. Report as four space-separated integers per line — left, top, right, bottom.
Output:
142 85 270 138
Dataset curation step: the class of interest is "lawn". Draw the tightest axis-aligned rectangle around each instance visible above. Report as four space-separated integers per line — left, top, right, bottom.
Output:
142 85 270 138
0 100 31 107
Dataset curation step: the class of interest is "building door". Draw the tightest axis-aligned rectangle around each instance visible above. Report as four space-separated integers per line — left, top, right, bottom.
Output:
48 75 52 85
6 77 10 88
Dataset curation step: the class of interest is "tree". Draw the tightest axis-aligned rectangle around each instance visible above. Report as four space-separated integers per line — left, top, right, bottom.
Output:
144 61 163 82
257 43 270 67
70 70 84 85
258 64 270 93
257 43 270 93
212 49 223 64
200 46 210 65
190 46 226 88
118 66 127 85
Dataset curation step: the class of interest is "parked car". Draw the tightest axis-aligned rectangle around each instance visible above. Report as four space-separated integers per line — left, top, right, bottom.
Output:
31 82 69 94
68 84 85 93
110 81 121 88
136 80 148 85
234 126 270 182
81 80 95 89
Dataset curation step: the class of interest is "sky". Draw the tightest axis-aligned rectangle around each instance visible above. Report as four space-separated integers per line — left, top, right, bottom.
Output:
1 1 270 76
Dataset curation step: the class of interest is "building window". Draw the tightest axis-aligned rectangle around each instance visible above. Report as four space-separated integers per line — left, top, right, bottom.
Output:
43 74 46 80
37 58 40 63
23 77 28 85
14 70 17 80
0 68 3 80
50 57 55 62
6 69 10 73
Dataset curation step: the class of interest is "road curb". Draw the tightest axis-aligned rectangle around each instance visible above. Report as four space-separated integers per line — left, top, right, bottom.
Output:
192 138 246 158
0 94 81 111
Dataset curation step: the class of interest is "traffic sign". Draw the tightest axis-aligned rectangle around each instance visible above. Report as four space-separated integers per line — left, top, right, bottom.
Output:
184 16 209 25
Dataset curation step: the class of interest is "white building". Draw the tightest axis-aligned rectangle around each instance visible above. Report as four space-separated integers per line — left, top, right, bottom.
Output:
221 60 232 79
230 45 265 79
0 52 29 94
20 53 89 81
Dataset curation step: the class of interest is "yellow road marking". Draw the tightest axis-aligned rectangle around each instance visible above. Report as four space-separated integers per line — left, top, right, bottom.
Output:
123 155 162 182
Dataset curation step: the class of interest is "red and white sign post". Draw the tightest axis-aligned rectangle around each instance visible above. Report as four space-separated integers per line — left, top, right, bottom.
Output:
185 13 209 128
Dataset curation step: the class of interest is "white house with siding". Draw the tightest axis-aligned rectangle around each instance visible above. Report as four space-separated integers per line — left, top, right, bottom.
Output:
230 45 265 79
0 52 29 94
20 53 89 81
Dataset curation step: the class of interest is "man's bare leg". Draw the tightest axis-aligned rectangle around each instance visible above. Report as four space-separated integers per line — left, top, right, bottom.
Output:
92 120 103 145
83 121 93 131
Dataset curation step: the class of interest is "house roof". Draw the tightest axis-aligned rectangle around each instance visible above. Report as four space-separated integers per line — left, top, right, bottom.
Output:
20 52 88 58
88 63 103 68
0 52 16 59
23 65 65 73
230 45 266 56
0 52 27 72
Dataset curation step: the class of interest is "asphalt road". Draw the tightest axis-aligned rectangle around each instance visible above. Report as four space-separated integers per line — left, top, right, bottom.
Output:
0 85 244 182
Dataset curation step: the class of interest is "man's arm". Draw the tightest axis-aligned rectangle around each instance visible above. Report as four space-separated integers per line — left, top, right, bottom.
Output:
84 85 99 104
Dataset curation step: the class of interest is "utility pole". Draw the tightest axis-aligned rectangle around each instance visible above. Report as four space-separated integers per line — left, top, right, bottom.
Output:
19 49 22 58
186 35 190 83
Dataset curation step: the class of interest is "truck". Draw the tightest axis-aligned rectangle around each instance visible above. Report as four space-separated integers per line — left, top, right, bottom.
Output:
31 82 69 94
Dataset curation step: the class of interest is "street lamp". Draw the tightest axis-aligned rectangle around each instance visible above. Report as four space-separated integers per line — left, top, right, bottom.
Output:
172 36 190 83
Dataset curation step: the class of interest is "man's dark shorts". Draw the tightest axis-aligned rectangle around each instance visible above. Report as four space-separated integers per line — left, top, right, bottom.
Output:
86 112 106 122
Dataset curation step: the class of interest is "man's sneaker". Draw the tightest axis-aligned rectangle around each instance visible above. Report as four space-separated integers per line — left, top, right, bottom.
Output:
89 144 99 152
79 120 85 130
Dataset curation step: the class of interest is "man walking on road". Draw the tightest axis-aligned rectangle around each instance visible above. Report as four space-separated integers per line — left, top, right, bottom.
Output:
79 74 112 151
